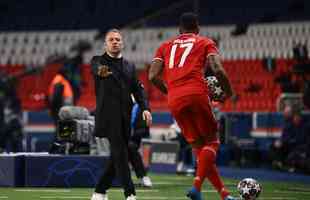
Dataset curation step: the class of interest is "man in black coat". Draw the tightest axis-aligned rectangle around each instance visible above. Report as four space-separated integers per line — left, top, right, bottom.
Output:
90 29 152 200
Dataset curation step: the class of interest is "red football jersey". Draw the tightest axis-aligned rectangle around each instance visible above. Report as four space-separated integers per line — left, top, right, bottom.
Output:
153 33 219 103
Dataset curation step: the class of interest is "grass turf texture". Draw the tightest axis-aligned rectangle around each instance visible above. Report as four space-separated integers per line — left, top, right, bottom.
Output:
0 173 310 199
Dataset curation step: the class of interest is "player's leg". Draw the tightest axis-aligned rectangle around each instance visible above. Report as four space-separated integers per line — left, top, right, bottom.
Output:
171 95 233 199
193 143 231 199
170 99 203 200
171 95 217 190
191 96 234 200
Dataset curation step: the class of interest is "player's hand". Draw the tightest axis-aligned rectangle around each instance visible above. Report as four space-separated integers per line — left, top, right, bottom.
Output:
142 110 152 127
214 93 226 103
97 65 113 77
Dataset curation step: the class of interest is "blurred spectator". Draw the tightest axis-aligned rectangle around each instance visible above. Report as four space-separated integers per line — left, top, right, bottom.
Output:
302 74 310 109
231 23 248 36
293 41 308 63
61 53 83 103
285 120 310 173
245 82 262 93
47 70 74 125
157 31 163 40
262 57 276 72
128 96 153 187
0 72 23 153
275 72 301 93
47 70 74 154
269 105 306 170
292 41 310 79
68 40 91 102
48 40 92 103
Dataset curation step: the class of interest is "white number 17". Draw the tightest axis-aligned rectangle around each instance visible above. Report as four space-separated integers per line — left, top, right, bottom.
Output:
169 43 193 69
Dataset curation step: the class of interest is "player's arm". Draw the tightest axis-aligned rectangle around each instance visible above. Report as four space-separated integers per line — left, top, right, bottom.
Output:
149 59 168 94
207 54 233 99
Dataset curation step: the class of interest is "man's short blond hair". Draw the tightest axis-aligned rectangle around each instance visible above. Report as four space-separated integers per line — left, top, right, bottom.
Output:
104 28 122 40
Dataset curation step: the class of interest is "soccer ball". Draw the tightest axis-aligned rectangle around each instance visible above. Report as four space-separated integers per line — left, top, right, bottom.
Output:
237 178 262 200
204 76 224 101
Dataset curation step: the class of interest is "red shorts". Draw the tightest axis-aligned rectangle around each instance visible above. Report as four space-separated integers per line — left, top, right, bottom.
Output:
193 142 220 159
168 94 219 144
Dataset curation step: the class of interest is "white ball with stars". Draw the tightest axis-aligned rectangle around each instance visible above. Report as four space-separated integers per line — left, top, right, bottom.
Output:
237 178 262 200
204 76 224 101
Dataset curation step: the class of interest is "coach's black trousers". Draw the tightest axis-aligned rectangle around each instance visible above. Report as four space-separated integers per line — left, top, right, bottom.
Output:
95 124 135 197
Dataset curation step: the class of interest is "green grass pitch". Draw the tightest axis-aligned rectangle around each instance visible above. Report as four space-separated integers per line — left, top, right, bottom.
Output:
0 173 310 199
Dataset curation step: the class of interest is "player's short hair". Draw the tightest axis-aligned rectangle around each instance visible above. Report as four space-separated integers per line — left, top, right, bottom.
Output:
179 12 199 32
104 28 122 40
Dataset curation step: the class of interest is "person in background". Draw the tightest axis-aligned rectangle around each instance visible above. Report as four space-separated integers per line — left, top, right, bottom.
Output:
128 95 153 187
47 69 74 153
48 69 74 125
285 118 310 173
269 105 306 170
0 73 23 153
293 41 308 63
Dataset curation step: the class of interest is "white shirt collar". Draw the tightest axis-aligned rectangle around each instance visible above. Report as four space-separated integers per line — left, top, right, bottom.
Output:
106 51 122 58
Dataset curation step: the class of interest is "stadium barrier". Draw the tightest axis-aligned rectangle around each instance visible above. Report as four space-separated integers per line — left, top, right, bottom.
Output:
0 140 178 187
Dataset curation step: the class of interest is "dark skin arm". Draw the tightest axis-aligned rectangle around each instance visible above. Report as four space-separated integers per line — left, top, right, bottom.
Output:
207 54 233 99
148 59 168 94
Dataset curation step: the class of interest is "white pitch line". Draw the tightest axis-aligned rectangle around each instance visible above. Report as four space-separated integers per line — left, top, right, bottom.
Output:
109 189 159 192
201 190 217 193
151 180 238 186
37 196 299 200
288 187 310 192
259 198 298 200
275 191 310 194
22 188 216 194
139 197 186 200
0 197 8 199
155 177 191 181
152 182 188 185
15 189 71 192
40 197 88 199
39 197 188 200
274 190 310 195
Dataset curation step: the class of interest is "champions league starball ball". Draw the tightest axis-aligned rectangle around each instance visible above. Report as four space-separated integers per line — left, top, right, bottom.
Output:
204 76 224 101
237 178 262 200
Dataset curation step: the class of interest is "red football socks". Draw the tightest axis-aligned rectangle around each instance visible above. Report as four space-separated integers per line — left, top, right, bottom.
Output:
193 146 230 199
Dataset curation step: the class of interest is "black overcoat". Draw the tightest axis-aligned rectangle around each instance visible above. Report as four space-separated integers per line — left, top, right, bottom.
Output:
90 53 149 139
